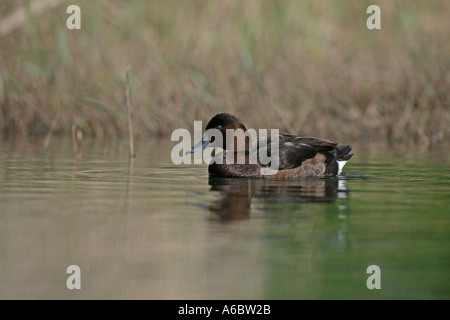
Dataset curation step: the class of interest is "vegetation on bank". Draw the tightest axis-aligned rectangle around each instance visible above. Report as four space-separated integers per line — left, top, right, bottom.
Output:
0 0 448 146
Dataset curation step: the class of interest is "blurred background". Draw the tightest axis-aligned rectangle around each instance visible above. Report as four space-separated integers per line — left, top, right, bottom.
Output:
0 0 449 146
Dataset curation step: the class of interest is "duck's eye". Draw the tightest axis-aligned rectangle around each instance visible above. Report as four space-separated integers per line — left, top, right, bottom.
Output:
216 125 222 130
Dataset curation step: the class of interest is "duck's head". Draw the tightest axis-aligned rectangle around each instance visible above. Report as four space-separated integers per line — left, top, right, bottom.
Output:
187 113 249 154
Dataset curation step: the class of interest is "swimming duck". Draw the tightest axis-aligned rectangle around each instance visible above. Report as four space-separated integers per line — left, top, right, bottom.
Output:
187 113 353 178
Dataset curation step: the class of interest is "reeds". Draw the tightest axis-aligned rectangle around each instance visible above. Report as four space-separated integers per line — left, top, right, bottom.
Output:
124 65 134 158
0 0 448 145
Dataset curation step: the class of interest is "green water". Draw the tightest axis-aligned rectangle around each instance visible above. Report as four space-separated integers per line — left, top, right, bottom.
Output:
0 137 448 299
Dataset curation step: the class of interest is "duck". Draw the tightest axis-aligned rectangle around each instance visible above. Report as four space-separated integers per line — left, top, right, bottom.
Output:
187 113 353 178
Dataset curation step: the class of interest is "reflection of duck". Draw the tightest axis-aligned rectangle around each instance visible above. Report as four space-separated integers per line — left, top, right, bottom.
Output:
188 113 353 178
208 176 349 221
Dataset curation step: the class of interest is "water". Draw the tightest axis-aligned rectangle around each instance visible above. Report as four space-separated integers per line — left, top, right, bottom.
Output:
0 137 448 299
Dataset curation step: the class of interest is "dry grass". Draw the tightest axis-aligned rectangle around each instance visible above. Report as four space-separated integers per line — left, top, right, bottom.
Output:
0 0 449 146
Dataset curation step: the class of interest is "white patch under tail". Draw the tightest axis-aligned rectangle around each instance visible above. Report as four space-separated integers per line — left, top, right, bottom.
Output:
337 160 348 175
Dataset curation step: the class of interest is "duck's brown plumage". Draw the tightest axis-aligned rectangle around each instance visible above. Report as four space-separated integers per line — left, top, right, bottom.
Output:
193 113 353 179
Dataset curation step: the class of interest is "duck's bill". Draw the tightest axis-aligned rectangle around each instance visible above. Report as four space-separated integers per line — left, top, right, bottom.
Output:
186 140 212 154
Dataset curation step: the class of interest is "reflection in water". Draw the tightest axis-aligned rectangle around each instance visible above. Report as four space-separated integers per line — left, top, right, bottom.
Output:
126 158 134 216
208 176 349 221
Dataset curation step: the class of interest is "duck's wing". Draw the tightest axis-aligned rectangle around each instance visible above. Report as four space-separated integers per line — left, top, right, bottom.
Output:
256 134 333 170
277 142 318 169
283 135 338 151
